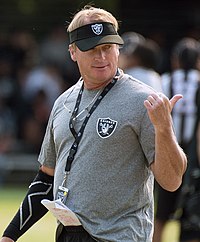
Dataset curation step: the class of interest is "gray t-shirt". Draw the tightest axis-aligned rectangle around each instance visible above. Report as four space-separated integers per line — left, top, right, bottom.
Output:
38 73 156 242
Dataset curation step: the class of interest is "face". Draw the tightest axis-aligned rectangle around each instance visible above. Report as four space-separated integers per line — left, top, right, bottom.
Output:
69 43 119 89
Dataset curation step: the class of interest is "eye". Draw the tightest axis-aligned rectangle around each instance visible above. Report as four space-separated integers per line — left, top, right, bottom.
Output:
104 45 112 50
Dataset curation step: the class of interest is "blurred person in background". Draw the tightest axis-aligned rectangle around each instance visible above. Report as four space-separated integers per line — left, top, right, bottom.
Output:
118 31 162 92
0 54 18 154
23 62 64 108
0 27 77 154
39 25 80 87
19 62 65 153
0 29 42 153
0 96 16 154
6 29 39 75
153 37 200 242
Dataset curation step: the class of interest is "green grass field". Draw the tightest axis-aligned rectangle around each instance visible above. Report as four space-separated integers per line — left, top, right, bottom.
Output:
0 186 180 242
0 186 55 242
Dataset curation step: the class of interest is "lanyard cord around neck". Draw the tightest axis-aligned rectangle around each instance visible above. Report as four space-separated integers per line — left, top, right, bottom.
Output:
65 76 118 173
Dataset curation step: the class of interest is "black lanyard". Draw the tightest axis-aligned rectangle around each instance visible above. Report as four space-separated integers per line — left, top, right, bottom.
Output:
65 76 118 173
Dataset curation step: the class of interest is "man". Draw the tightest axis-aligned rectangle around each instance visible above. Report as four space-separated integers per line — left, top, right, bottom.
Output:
1 5 187 242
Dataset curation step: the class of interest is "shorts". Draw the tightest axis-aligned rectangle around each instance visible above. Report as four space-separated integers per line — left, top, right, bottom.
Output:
180 228 200 241
155 183 200 241
154 182 181 221
57 225 97 242
179 209 200 241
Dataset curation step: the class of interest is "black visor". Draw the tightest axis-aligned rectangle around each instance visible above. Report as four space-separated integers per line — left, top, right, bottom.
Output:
69 22 124 51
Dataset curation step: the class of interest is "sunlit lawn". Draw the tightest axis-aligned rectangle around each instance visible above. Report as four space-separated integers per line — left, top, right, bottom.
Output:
161 221 180 242
0 186 56 242
0 186 180 242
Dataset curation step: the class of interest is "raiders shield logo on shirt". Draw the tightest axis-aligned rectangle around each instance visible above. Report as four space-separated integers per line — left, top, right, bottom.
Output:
91 23 103 35
96 117 117 138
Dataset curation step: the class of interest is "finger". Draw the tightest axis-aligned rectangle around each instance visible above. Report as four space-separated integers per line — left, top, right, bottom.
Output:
146 93 161 105
170 94 183 108
149 93 161 100
144 100 152 110
147 95 156 105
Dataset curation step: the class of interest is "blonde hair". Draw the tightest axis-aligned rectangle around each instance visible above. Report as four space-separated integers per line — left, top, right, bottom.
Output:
67 5 119 32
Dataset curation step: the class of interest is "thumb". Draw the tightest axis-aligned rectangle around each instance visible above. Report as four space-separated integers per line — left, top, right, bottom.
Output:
170 94 183 109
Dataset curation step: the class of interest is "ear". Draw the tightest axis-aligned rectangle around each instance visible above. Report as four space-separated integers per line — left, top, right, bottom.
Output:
69 44 77 62
117 46 120 56
116 45 120 58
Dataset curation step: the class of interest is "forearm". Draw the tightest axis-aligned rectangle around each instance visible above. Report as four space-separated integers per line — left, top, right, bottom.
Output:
151 125 187 191
0 238 14 242
1 170 54 241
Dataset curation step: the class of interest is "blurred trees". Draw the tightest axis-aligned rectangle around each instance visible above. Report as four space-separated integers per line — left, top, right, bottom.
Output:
0 0 120 39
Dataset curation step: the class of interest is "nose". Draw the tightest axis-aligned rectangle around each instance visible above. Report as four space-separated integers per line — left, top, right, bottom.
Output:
94 48 106 60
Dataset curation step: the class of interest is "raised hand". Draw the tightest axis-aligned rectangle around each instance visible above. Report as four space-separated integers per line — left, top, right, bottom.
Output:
144 93 183 128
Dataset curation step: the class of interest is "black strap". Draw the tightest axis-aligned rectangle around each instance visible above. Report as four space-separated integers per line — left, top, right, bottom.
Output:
65 76 118 172
69 83 84 138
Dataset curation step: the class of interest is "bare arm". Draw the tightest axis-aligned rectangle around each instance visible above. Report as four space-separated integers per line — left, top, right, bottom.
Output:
40 165 55 176
144 93 187 191
0 238 14 242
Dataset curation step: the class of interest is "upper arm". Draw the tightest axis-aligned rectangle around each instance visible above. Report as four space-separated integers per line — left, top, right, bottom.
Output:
149 161 155 174
40 165 55 176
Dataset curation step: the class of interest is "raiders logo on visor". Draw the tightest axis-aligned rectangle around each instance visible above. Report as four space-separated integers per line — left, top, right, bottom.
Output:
91 23 103 35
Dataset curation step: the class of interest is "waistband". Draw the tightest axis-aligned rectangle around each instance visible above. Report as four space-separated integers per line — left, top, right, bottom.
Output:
64 225 85 232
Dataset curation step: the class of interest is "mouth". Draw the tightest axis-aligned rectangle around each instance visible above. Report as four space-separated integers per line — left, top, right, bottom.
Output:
93 64 109 69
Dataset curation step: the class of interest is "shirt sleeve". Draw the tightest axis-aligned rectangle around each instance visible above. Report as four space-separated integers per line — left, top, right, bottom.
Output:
38 105 57 169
